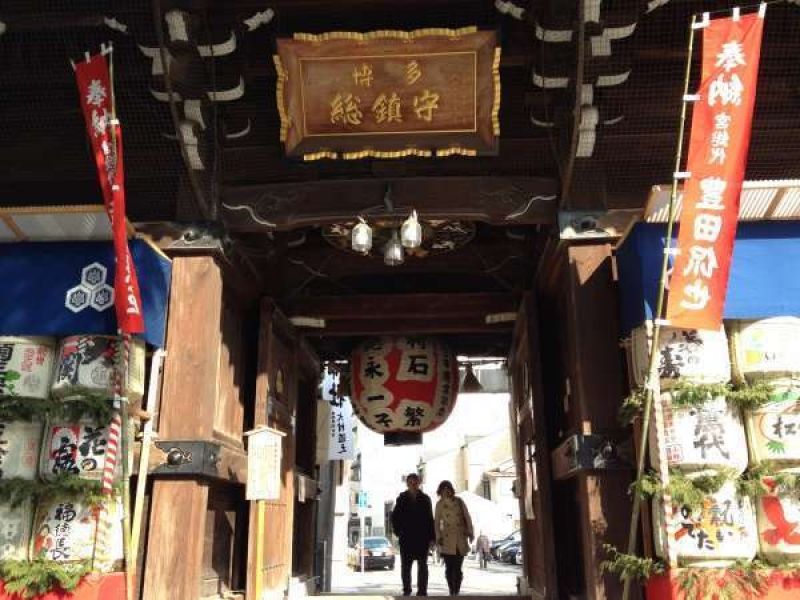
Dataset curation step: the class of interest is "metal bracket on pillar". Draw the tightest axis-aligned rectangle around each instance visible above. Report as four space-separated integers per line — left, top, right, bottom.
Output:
146 439 247 483
550 433 633 480
558 210 641 240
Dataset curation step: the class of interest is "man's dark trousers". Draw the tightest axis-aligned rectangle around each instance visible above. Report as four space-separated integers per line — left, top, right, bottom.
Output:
400 548 428 596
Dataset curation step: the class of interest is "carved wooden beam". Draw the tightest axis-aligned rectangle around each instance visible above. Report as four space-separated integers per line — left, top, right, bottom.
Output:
286 292 518 336
221 176 558 231
287 292 519 320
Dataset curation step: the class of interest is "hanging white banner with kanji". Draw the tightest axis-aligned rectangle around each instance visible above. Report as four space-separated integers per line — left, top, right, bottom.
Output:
666 11 765 330
322 368 355 460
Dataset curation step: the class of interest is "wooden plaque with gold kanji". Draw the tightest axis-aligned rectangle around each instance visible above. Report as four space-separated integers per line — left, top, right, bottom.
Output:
274 28 500 160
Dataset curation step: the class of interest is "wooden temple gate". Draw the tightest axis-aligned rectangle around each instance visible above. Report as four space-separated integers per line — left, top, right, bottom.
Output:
138 255 321 600
128 243 637 600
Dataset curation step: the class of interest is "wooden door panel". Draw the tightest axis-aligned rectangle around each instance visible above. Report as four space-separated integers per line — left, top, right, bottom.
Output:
511 293 558 599
248 301 298 598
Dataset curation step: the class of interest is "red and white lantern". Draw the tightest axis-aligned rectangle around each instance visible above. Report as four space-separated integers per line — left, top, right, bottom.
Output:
351 337 458 435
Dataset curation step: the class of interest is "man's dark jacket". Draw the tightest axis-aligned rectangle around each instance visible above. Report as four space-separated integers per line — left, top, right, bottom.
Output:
391 490 435 556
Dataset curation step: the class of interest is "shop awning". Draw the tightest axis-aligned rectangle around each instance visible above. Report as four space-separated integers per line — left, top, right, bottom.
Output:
0 240 171 347
616 221 800 336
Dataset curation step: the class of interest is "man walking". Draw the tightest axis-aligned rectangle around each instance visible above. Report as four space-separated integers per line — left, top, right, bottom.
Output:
391 473 435 596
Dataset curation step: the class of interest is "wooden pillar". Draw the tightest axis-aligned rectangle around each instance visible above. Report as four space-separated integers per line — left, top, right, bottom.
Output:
142 256 223 600
539 243 639 600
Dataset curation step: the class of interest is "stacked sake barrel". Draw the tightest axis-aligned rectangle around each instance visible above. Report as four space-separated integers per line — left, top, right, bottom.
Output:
0 337 53 562
0 335 144 568
625 323 758 566
730 317 800 565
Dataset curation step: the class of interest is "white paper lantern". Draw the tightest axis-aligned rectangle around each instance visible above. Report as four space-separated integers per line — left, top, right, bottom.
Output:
649 392 748 475
0 420 43 480
0 336 56 400
730 317 800 384
653 481 758 567
351 337 457 434
51 335 145 402
755 477 800 565
628 324 731 389
0 500 33 561
744 385 800 468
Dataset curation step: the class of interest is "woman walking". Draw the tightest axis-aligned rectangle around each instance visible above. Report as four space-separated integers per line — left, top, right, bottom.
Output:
434 480 474 595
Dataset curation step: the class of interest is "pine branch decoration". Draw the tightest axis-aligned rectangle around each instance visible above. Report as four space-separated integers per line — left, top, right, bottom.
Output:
600 544 665 582
0 559 91 599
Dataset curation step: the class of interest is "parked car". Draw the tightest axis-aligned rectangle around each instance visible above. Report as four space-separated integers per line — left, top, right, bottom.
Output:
513 548 522 566
499 541 522 563
349 536 395 571
490 529 521 559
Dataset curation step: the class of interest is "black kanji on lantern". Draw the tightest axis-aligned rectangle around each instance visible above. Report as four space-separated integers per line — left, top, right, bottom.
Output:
375 413 393 428
408 355 429 376
405 337 427 349
364 358 384 379
404 406 425 427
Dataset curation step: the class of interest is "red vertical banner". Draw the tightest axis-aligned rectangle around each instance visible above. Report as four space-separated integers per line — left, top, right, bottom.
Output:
666 11 765 330
74 53 145 334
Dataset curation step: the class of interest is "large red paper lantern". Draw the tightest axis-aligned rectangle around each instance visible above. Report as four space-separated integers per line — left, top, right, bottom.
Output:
351 337 458 437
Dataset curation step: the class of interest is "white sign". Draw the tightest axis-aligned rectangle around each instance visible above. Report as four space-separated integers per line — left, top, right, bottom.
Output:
322 369 355 460
245 426 285 501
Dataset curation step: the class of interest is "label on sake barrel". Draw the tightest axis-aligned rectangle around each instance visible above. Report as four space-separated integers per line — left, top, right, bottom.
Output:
51 335 145 402
649 393 748 475
39 419 119 482
31 497 123 566
756 477 800 565
0 337 55 400
745 386 800 466
629 325 731 389
731 318 800 384
0 500 33 560
654 481 758 566
0 420 43 480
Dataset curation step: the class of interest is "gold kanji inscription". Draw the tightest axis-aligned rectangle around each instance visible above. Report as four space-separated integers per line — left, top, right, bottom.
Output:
372 92 403 124
330 93 363 126
413 90 440 122
406 60 422 85
352 63 374 88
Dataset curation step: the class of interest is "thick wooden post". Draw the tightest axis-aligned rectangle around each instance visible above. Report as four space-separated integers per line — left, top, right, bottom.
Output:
565 244 638 600
142 256 223 600
538 242 639 600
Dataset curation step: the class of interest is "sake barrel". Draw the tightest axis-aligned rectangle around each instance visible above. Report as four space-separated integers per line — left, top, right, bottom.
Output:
0 420 43 480
652 481 758 566
744 385 800 468
755 477 800 565
0 500 34 561
730 317 800 384
51 335 145 402
0 336 55 400
648 392 748 475
629 324 730 390
39 418 121 482
31 496 123 567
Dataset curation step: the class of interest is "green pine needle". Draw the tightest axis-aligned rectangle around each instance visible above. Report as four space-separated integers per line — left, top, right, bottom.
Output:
0 395 115 424
0 559 91 598
0 476 109 509
600 544 665 582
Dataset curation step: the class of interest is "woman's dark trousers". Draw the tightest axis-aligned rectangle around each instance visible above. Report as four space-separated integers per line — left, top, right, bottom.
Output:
441 553 465 595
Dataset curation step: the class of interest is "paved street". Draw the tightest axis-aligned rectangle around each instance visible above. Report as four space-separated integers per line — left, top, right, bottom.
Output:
331 555 521 596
